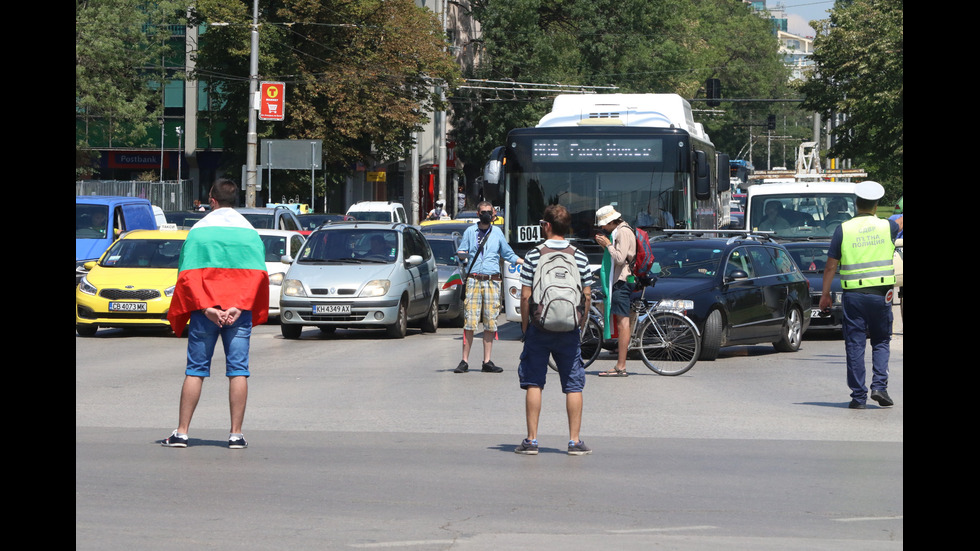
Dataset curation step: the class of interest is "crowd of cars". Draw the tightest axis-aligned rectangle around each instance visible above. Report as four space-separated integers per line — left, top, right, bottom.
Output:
78 197 901 370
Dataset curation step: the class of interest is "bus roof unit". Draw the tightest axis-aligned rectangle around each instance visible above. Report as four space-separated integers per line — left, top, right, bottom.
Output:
536 94 709 142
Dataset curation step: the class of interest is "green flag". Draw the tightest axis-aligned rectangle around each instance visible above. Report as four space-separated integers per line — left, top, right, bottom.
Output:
601 247 612 340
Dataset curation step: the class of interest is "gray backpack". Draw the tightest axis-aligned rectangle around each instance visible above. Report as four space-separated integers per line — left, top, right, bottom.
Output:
529 244 583 332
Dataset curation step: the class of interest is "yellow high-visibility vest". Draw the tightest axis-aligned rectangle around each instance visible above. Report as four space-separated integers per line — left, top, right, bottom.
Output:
839 215 896 289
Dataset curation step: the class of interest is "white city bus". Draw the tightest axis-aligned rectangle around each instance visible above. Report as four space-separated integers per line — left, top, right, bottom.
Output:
483 94 730 322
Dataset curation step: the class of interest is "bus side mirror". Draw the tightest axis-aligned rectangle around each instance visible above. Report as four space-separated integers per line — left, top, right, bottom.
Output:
694 150 711 200
482 146 505 203
717 153 730 193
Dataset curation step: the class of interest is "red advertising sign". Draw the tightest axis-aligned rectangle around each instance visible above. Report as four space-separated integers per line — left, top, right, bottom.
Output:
259 82 285 121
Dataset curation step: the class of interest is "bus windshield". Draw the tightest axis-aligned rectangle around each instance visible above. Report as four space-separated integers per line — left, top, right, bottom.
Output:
504 131 691 247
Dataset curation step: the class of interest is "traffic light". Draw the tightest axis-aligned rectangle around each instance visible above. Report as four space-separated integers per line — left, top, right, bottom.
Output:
766 114 776 130
705 78 721 107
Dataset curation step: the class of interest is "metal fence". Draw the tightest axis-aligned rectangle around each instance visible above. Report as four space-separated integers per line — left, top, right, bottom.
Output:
75 180 195 212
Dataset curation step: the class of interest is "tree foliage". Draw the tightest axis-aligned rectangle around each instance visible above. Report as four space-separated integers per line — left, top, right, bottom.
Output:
452 0 792 181
76 0 185 171
193 0 460 184
801 0 903 190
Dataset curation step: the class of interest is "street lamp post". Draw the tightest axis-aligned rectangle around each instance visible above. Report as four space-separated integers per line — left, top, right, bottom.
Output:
176 126 183 183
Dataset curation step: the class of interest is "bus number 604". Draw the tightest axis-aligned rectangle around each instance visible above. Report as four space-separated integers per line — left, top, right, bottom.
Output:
517 225 541 243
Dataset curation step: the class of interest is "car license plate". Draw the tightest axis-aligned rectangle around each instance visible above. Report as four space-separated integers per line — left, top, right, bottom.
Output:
109 302 148 312
314 304 350 314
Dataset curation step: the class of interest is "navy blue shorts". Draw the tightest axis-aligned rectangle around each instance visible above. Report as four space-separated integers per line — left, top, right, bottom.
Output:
610 280 634 317
518 325 585 393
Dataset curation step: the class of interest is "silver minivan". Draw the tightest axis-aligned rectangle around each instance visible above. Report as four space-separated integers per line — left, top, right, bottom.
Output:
278 222 439 339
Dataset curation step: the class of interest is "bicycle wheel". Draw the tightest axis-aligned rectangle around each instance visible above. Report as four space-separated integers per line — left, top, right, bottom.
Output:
548 316 604 371
638 312 700 376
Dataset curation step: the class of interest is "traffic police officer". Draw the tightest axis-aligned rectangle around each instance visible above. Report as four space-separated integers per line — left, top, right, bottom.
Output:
820 181 900 409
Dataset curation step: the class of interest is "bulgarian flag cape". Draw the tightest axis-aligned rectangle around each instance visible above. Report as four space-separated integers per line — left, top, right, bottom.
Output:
167 208 269 336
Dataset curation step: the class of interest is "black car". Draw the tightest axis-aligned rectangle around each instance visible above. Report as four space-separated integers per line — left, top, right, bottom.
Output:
782 241 842 333
165 210 207 229
298 213 350 232
642 232 812 360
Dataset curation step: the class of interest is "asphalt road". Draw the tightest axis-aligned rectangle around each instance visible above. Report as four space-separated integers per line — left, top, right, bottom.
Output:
76 308 903 550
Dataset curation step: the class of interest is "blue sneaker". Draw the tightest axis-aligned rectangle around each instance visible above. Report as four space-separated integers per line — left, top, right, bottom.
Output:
568 440 592 455
228 434 248 449
162 430 188 448
514 439 539 455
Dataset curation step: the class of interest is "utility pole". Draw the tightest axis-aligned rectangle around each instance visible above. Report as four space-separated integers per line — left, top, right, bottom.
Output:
244 0 260 207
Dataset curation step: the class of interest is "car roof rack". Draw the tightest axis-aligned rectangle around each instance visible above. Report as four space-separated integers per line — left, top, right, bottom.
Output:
657 229 778 245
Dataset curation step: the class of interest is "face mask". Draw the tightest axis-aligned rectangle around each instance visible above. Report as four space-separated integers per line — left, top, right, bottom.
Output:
479 212 493 224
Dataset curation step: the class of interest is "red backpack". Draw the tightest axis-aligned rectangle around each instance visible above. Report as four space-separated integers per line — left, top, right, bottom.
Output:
631 227 656 285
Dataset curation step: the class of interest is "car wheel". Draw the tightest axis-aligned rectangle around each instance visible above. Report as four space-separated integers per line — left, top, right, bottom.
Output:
699 309 723 361
420 295 438 333
386 299 408 339
773 307 803 352
281 323 302 340
76 324 98 337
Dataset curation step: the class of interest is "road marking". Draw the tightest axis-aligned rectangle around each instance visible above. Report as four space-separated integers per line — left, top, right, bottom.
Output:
834 515 903 522
349 541 457 548
606 525 716 534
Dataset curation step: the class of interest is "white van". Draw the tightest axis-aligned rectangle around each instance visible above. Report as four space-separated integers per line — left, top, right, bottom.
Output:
346 201 409 224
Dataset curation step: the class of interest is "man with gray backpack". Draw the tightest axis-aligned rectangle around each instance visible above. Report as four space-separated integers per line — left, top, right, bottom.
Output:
516 204 595 456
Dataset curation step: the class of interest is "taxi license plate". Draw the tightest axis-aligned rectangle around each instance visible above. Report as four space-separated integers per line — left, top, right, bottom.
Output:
314 304 350 315
109 302 148 312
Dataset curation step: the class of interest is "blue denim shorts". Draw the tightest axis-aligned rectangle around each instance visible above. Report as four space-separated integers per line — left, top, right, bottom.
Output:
518 325 585 393
185 310 253 377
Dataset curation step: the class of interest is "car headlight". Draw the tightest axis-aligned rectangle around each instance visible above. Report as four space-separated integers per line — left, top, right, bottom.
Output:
269 272 285 286
282 279 307 297
78 276 97 296
360 279 390 297
164 285 176 297
654 299 694 312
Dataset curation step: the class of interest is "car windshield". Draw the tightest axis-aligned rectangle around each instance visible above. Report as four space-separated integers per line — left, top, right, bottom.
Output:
426 239 460 266
650 243 724 278
167 211 205 228
77 204 109 238
299 229 398 263
346 211 390 222
785 245 834 273
240 213 275 229
100 238 184 268
748 193 856 239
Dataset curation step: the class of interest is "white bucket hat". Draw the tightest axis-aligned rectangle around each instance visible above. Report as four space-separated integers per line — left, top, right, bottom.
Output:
595 205 621 226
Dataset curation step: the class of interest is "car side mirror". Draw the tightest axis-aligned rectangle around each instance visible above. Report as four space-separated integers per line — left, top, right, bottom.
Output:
725 270 748 283
405 255 423 267
280 255 294 264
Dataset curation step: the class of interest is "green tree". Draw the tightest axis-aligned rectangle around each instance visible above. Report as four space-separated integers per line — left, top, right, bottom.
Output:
192 0 460 198
76 0 185 176
801 0 903 194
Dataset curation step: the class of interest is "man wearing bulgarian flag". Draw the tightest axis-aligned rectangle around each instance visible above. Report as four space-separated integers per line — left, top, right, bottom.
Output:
162 179 269 449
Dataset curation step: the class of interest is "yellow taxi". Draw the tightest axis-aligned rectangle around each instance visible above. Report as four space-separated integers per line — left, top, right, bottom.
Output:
75 228 188 336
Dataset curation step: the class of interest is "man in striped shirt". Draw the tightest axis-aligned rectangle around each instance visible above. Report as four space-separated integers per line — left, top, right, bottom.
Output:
515 204 595 456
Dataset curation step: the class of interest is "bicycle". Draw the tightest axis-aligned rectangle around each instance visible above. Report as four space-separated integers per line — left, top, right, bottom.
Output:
547 287 702 376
